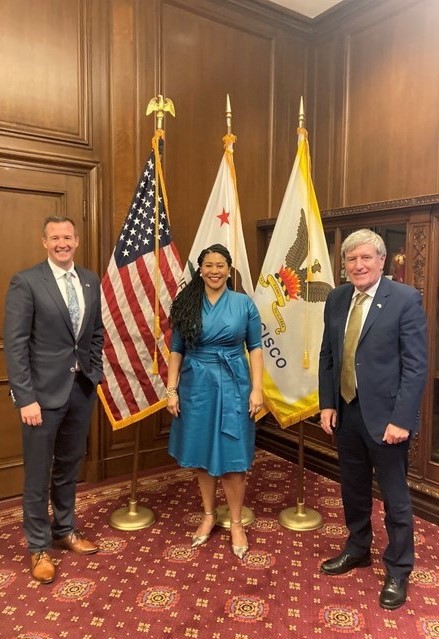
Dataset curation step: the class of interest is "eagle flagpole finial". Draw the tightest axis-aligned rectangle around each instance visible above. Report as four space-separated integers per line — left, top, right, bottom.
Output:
146 95 176 129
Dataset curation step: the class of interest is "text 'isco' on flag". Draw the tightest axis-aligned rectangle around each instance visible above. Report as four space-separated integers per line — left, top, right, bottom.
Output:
253 124 334 429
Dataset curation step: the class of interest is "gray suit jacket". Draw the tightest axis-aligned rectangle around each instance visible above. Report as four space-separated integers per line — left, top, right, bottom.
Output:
319 276 427 443
4 260 103 409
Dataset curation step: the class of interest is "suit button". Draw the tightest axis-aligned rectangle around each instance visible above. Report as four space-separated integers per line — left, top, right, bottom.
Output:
69 367 76 373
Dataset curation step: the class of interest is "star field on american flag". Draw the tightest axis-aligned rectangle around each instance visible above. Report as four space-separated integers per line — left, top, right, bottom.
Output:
98 134 182 429
114 150 172 268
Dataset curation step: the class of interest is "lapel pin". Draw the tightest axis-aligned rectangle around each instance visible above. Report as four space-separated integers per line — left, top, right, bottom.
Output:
85 283 90 287
377 303 382 308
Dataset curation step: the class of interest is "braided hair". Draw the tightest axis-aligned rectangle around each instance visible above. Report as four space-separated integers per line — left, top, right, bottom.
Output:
170 244 233 346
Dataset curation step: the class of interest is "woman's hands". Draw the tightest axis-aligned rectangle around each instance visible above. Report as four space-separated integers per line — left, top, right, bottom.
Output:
249 389 263 419
249 347 264 420
166 351 182 418
166 391 180 417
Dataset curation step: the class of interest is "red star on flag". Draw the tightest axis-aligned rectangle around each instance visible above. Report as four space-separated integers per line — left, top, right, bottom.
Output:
216 208 230 226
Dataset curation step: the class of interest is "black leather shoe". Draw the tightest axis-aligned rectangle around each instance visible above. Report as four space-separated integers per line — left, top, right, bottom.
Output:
379 576 408 610
321 551 372 575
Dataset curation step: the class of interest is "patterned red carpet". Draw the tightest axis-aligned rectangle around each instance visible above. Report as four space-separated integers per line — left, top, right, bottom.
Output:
0 449 438 639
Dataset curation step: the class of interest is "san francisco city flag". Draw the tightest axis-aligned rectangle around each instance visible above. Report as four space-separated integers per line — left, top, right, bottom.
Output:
253 125 334 428
179 133 253 295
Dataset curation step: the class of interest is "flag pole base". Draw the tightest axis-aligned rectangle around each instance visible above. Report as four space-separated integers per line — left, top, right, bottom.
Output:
109 498 155 531
278 499 323 531
216 504 255 529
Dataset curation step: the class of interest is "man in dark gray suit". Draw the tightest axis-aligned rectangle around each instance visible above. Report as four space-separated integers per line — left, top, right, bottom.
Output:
4 216 103 584
318 229 427 610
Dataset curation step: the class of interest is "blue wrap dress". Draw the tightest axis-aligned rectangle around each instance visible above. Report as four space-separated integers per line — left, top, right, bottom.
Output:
168 289 262 476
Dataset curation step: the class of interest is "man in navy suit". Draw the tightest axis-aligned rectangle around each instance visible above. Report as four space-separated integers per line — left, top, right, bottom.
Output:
318 229 427 610
4 216 103 584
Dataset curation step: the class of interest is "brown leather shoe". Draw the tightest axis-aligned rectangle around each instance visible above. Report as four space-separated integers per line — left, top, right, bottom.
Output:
31 551 55 584
53 530 99 555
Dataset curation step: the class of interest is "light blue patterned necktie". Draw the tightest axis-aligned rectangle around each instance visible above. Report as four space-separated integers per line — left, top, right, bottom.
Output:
64 272 80 337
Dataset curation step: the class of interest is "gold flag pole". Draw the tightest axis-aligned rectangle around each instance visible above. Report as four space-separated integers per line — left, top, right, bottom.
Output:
224 93 238 293
278 96 323 532
110 420 155 530
109 95 175 531
216 93 255 530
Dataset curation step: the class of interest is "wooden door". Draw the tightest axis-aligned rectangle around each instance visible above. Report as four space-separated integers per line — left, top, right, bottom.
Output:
0 162 91 498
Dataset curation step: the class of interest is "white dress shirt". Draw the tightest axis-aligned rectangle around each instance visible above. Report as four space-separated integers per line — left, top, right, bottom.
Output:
345 278 381 334
47 259 85 335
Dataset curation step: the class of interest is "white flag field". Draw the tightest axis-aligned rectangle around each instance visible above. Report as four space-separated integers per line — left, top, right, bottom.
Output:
254 128 334 428
179 134 253 295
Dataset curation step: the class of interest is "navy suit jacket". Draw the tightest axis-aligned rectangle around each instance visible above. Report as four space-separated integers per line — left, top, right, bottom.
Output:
319 276 427 443
4 260 103 410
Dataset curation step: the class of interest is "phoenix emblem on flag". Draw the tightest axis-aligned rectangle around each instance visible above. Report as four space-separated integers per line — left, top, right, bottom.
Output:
279 208 333 302
259 208 333 334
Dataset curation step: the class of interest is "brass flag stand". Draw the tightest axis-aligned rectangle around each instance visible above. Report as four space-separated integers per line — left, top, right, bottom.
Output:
278 421 323 531
278 97 323 533
109 95 175 531
109 422 155 530
215 94 255 530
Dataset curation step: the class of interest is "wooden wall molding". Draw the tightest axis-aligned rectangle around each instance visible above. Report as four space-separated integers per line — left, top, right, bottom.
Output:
0 0 91 148
221 0 313 31
321 194 439 218
412 223 428 293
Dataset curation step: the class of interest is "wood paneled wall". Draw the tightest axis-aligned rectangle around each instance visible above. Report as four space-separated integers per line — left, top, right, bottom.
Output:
1 0 439 491
110 0 309 279
104 0 309 478
311 0 439 208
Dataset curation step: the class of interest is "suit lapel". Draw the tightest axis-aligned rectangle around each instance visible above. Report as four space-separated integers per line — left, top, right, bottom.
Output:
76 267 92 339
40 261 74 334
359 277 389 342
337 286 354 361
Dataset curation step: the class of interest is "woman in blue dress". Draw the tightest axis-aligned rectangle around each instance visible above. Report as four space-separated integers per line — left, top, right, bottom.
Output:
166 244 263 559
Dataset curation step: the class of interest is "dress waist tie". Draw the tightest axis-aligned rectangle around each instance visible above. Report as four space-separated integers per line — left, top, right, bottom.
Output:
186 346 245 440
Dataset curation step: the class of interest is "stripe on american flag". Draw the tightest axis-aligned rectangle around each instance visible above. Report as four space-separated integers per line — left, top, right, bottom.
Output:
98 132 182 429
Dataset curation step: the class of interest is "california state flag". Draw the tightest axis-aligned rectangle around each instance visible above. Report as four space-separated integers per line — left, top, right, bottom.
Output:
179 133 253 295
253 124 334 428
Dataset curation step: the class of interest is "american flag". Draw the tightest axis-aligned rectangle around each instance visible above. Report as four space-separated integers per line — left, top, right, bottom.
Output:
98 131 182 430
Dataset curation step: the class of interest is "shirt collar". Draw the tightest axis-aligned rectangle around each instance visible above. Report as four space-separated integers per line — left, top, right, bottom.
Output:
352 277 381 300
47 258 77 281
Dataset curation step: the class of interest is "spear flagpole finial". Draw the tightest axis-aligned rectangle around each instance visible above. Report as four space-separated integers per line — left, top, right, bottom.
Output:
298 95 305 129
146 94 176 129
226 93 232 134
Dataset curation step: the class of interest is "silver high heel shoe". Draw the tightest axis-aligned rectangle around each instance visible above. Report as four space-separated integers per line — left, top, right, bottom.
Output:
231 519 248 559
191 510 217 548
